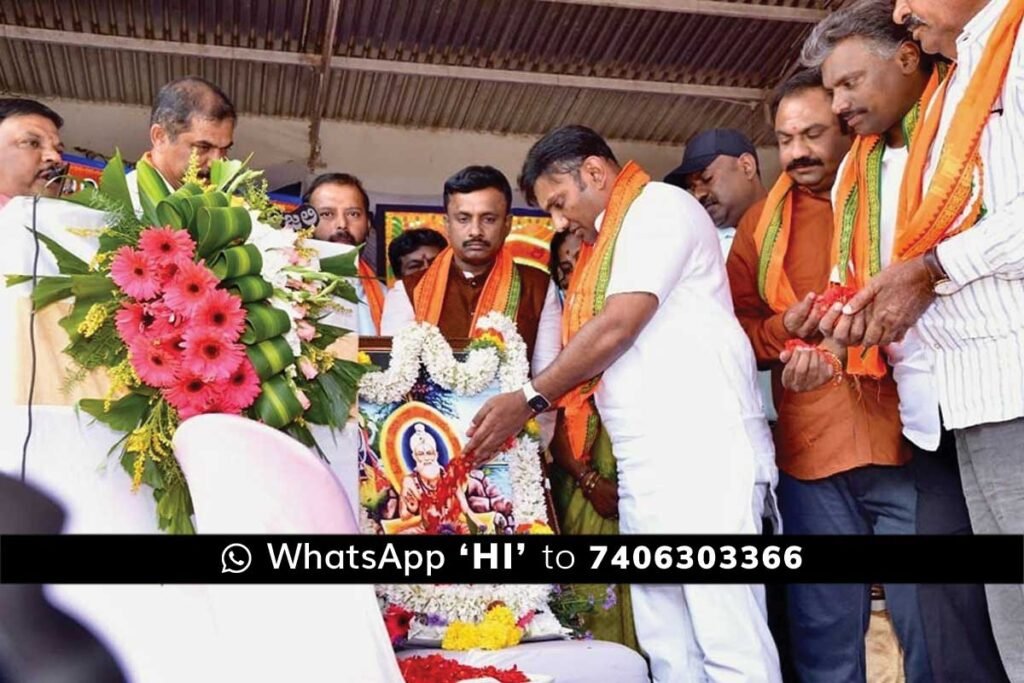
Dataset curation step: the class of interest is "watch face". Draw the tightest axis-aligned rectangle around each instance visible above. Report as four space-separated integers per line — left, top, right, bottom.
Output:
527 395 549 412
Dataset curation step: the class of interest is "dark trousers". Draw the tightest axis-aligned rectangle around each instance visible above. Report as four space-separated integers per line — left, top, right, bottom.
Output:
778 465 932 683
912 432 1009 683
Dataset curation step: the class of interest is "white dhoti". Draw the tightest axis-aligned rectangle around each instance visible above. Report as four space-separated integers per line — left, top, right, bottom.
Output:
611 424 781 683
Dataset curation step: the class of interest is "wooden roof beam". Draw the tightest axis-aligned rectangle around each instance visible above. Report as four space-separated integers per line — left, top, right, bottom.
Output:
0 25 766 102
538 0 828 23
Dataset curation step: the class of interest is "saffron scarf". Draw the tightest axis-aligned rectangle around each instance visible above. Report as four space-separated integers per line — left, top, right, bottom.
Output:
411 245 521 332
898 0 1024 260
358 258 385 334
752 173 799 315
831 67 944 377
559 161 649 462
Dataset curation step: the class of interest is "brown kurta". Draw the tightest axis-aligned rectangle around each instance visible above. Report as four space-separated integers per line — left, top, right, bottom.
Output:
402 261 550 360
727 189 909 481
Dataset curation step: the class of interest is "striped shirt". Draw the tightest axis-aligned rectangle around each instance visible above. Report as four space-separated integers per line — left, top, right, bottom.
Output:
921 0 1024 430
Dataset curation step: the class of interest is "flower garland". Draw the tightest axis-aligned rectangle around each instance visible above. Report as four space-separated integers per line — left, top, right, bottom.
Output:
358 312 528 404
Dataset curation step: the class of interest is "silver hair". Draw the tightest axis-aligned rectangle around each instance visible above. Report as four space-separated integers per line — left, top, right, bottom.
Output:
801 0 915 68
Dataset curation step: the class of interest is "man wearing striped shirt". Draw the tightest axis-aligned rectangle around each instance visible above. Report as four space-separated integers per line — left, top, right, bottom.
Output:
827 1 1024 677
804 1 1009 680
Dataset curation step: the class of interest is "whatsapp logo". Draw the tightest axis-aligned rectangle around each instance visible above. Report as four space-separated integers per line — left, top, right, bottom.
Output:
221 543 252 574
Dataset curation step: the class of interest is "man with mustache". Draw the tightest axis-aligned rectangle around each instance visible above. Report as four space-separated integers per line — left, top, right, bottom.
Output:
0 98 65 206
305 172 386 335
664 128 767 259
801 2 1008 680
727 69 929 683
126 77 236 213
815 0 1024 677
380 165 561 422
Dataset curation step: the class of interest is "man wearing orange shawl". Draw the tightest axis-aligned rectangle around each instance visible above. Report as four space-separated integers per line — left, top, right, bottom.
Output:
380 166 562 444
306 172 387 335
466 126 781 683
804 3 1010 680
728 67 938 683
808 1 1024 675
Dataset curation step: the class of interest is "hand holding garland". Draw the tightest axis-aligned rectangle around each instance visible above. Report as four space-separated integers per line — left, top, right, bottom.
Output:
780 338 845 393
466 292 659 462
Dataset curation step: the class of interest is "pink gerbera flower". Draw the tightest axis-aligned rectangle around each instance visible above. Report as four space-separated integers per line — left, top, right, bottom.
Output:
208 359 262 413
114 302 147 345
143 301 182 339
181 329 244 381
163 261 219 316
192 289 246 341
129 336 180 388
164 372 220 420
109 247 161 301
138 227 195 267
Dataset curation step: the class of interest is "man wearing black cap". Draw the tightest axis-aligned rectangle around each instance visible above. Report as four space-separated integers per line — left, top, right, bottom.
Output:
664 128 767 259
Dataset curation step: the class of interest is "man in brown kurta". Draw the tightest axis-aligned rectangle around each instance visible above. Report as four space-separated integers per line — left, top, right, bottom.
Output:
727 71 929 682
380 164 561 400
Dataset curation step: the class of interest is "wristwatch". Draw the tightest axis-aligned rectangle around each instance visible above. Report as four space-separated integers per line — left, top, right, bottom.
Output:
522 380 551 414
923 246 957 296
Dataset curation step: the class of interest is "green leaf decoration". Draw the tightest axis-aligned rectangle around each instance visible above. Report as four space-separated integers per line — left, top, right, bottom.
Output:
6 274 32 287
134 157 171 225
98 149 133 211
318 249 360 277
28 229 90 275
194 205 251 258
154 183 206 228
30 275 74 309
223 275 274 302
253 374 303 428
312 322 350 348
80 392 151 432
62 183 101 210
246 336 295 380
241 303 292 345
209 244 262 280
156 484 195 535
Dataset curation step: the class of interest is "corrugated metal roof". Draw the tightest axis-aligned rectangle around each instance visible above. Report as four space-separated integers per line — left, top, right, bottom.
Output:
0 0 846 145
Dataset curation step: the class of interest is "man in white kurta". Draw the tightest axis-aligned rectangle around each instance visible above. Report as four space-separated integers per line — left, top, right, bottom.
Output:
466 126 781 683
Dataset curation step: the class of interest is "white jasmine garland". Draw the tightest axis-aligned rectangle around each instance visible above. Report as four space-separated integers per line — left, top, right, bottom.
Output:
378 584 552 625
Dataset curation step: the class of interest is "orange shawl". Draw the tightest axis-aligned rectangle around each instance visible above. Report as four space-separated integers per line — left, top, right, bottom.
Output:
831 67 943 377
559 161 649 461
358 258 385 334
752 173 799 315
411 245 520 332
898 0 1024 259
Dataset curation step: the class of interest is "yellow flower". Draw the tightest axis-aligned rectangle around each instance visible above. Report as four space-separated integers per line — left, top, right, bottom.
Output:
357 351 373 366
131 451 146 492
230 195 246 208
523 418 541 440
76 303 108 338
476 620 516 650
529 521 554 535
441 621 478 651
67 226 106 237
483 604 517 629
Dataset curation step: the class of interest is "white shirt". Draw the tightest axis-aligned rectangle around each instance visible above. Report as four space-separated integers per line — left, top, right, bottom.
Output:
914 0 1024 430
590 182 776 533
720 224 777 423
355 276 385 336
380 268 563 446
718 226 737 260
879 146 943 450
